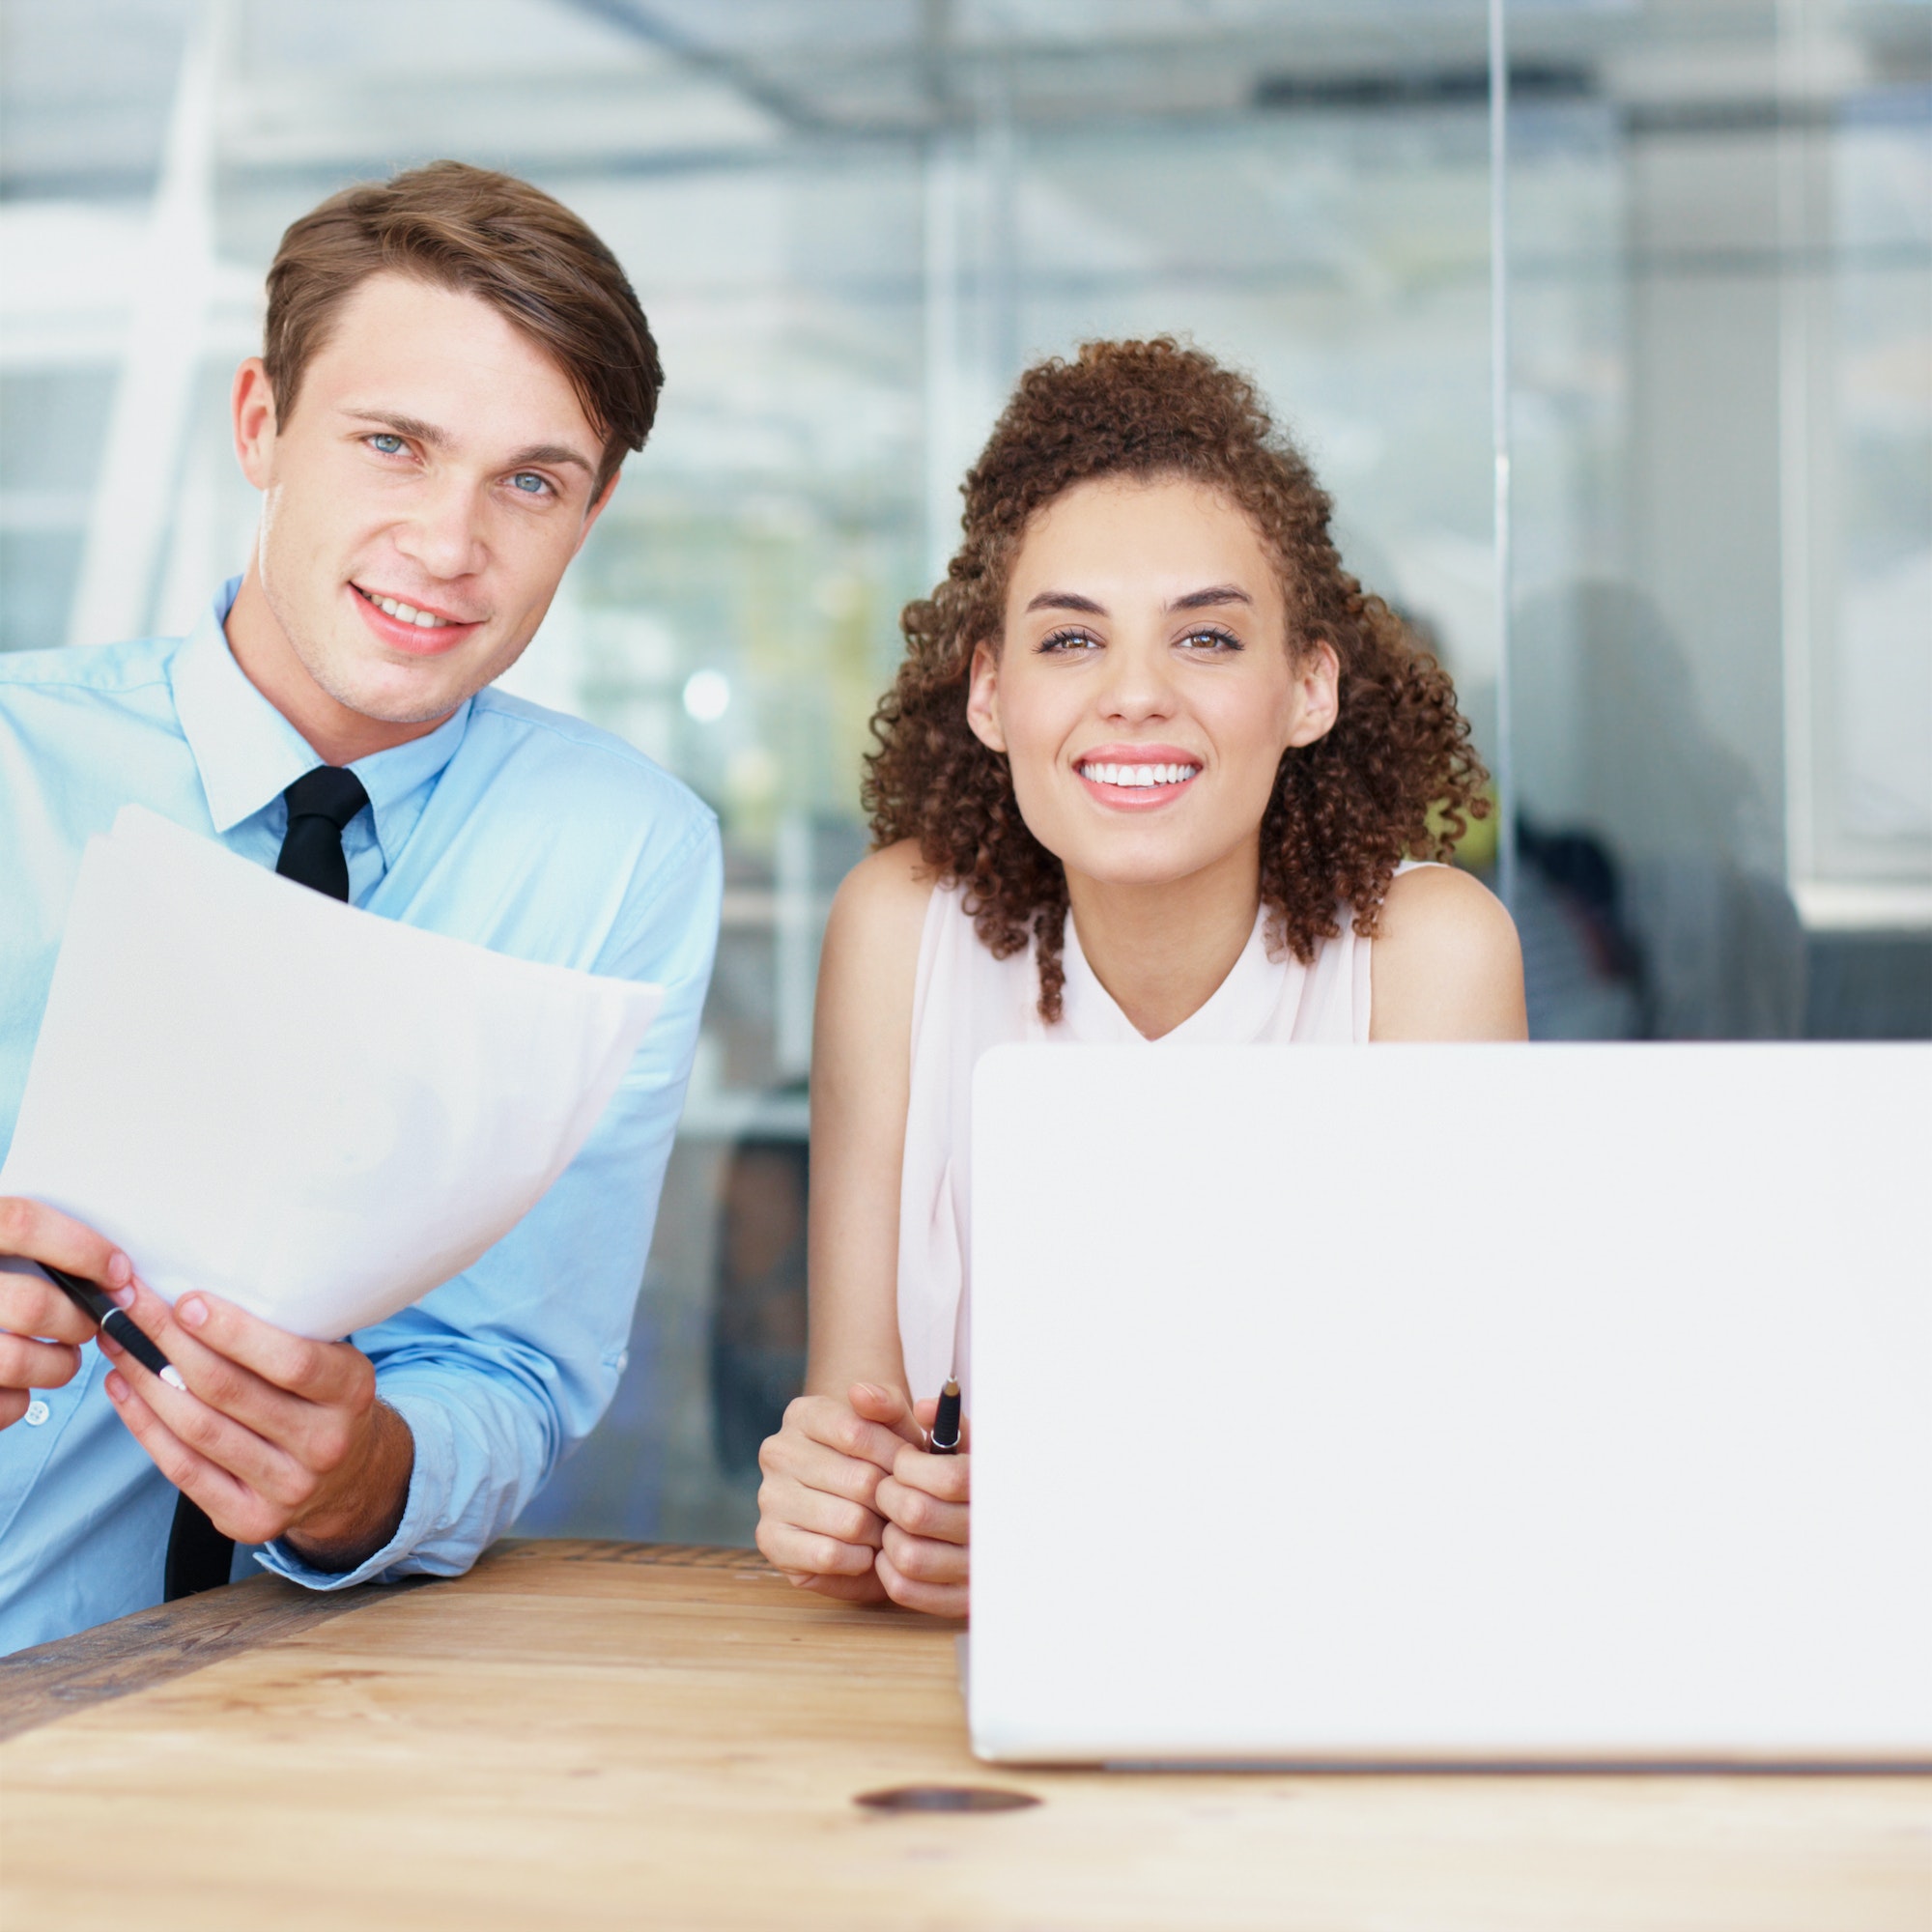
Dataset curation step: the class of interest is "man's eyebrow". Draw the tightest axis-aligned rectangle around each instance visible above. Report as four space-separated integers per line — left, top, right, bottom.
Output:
1168 584 1254 612
342 411 596 477
1024 590 1108 615
505 441 596 476
341 408 454 450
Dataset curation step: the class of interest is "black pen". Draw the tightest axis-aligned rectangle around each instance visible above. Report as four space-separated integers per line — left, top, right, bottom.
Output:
39 1264 185 1390
929 1376 962 1456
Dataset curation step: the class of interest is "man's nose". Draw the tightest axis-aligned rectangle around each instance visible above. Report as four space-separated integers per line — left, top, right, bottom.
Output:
395 474 488 581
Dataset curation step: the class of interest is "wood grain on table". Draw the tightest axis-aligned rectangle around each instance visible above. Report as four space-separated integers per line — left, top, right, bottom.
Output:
1 1539 1926 1932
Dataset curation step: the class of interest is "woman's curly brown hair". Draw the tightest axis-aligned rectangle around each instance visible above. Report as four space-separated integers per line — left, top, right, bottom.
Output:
864 337 1489 1022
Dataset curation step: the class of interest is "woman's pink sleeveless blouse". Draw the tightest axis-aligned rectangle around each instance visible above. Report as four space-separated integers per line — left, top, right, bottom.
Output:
895 870 1425 1406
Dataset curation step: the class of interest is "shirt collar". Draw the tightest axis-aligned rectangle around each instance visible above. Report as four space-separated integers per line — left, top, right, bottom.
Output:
171 577 472 866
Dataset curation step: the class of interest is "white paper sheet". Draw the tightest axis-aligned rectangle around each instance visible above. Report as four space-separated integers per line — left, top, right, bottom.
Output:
0 806 663 1339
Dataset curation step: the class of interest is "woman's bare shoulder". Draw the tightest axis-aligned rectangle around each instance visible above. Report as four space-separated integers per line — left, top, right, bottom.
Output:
818 840 942 1027
826 838 941 951
1380 860 1515 944
1371 864 1527 1040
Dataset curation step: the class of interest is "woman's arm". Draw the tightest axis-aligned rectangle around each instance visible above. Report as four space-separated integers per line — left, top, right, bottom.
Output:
1369 865 1528 1041
801 842 932 1399
754 841 956 1605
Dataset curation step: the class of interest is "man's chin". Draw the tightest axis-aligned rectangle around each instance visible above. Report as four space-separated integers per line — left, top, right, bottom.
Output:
310 659 488 731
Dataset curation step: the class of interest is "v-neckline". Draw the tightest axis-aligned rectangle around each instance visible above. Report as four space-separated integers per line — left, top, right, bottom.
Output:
1055 902 1284 1045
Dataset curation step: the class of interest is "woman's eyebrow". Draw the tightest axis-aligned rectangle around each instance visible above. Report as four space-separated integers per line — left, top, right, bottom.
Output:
1024 590 1108 614
1167 584 1254 612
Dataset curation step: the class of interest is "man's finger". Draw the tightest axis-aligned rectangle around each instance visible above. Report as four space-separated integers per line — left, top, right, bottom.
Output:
99 1331 310 1509
113 1279 367 1461
150 1285 353 1403
101 1369 280 1545
0 1332 83 1394
0 1197 132 1293
0 1264 103 1350
109 1281 306 1438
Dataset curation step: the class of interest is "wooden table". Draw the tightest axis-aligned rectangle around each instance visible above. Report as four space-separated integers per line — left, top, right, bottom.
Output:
2 1541 1927 1931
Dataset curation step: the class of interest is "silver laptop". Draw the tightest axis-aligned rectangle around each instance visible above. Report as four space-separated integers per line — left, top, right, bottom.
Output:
968 1042 1932 1766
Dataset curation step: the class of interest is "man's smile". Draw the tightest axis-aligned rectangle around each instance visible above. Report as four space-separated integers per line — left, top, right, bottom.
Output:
349 582 485 656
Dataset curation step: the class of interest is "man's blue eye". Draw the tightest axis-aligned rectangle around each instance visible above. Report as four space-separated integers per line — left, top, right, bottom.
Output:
510 472 549 496
369 433 405 455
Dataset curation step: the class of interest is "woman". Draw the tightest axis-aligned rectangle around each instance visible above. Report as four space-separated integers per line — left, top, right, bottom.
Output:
756 339 1525 1617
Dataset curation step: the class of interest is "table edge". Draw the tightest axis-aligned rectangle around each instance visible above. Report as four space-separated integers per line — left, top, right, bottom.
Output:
0 1537 767 1742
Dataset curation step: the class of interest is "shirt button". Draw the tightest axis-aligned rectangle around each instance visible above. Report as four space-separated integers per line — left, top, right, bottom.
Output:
23 1400 50 1427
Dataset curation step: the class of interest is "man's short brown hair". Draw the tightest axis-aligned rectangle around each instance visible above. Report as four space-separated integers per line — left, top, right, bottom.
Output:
264 160 663 494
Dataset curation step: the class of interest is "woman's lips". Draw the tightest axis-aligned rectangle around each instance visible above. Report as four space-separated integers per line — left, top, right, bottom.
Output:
349 583 483 657
1072 752 1203 810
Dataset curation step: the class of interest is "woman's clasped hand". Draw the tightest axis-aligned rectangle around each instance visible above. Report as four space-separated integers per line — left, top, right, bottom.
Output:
755 1382 970 1618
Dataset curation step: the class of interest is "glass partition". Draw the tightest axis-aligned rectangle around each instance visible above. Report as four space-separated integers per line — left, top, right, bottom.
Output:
2 0 1925 1545
1501 0 1931 1043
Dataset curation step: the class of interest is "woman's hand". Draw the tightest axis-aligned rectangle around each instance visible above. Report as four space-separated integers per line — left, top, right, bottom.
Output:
874 1394 970 1618
755 1382 922 1603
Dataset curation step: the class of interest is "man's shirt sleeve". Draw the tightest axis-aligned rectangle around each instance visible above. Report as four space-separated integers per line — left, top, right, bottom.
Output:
258 808 723 1590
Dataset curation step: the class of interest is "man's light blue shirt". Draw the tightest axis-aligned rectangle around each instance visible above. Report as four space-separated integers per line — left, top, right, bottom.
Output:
0 581 721 1654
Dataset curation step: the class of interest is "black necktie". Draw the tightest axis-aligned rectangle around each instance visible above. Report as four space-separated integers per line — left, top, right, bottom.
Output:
163 764 370 1603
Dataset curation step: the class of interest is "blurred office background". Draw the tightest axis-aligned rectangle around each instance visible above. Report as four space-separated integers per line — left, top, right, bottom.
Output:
2 0 1926 1542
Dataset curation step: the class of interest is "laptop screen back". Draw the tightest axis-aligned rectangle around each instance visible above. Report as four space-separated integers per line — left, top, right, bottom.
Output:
968 1042 1932 1765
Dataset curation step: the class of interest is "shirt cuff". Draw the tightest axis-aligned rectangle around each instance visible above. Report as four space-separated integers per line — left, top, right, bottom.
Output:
254 1389 456 1592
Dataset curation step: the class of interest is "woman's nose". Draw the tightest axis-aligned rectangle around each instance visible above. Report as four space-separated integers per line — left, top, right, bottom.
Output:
1096 639 1178 722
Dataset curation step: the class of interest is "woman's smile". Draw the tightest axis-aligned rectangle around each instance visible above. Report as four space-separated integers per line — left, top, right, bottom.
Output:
1072 742 1203 810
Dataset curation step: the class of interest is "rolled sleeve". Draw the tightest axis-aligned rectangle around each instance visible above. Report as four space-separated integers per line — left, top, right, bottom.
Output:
257 1388 459 1589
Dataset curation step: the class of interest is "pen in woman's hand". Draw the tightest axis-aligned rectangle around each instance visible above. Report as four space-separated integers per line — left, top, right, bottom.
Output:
39 1264 185 1389
928 1376 962 1455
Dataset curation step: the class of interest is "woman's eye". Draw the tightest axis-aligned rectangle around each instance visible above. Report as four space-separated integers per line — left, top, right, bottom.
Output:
368 433 406 456
1179 627 1241 653
509 471 552 497
1038 628 1101 654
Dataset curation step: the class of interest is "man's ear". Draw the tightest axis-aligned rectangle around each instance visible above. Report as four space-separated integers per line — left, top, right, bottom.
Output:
1284 639 1341 748
573 465 622 558
232 358 278 489
965 640 1007 753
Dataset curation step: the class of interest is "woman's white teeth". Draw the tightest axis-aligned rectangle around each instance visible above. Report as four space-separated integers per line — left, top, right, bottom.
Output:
371 592 452 628
1079 761 1199 786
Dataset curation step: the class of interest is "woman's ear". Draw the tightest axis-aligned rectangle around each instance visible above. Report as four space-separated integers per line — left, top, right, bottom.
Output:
1284 639 1342 748
965 640 1008 753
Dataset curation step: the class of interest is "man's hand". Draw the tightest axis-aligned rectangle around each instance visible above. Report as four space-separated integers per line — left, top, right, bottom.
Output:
874 1394 969 1619
754 1382 925 1604
99 1276 414 1573
0 1197 129 1430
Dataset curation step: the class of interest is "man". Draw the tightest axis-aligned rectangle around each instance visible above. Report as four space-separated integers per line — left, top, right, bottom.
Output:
0 163 721 1654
